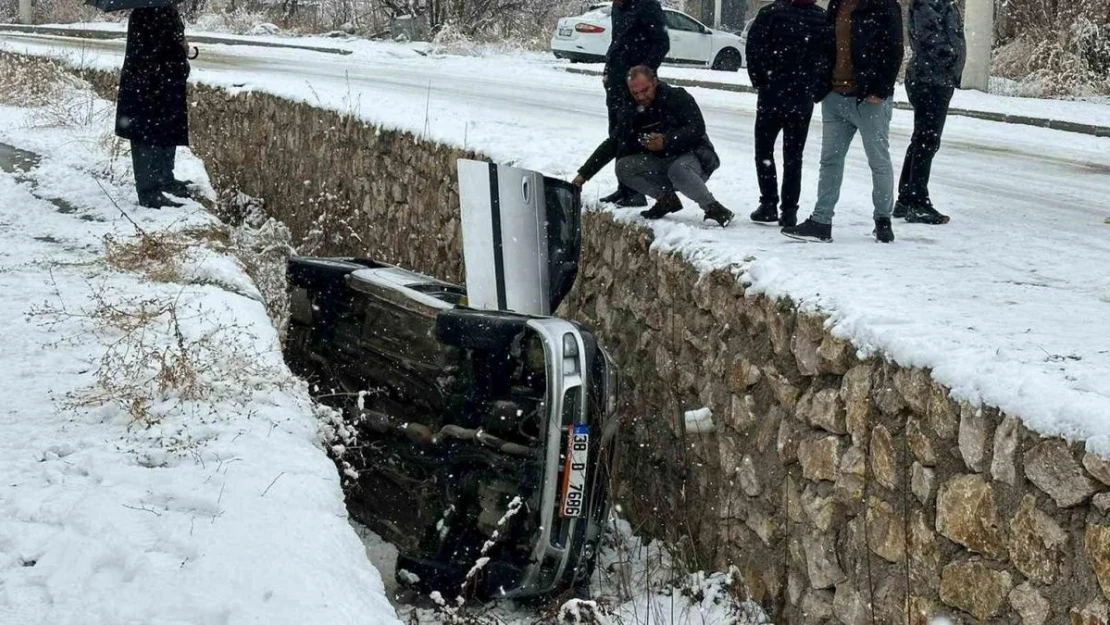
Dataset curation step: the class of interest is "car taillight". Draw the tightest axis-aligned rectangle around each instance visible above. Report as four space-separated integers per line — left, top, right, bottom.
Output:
575 23 606 33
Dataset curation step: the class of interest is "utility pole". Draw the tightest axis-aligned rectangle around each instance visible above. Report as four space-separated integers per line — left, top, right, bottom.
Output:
962 0 993 91
18 0 32 24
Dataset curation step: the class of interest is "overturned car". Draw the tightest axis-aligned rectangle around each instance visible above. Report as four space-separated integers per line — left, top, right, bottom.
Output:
283 161 619 601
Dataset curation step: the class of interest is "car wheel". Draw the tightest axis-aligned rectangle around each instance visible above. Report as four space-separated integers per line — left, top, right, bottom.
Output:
711 48 742 72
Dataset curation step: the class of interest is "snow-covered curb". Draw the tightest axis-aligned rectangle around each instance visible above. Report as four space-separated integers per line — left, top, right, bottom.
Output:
0 73 401 624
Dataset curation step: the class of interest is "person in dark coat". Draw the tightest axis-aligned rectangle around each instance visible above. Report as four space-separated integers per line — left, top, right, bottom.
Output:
893 0 966 225
781 0 903 243
745 0 829 228
574 67 733 228
600 0 670 207
116 5 192 209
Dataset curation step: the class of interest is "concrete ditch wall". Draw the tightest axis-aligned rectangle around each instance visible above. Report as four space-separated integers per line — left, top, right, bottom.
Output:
81 70 1110 625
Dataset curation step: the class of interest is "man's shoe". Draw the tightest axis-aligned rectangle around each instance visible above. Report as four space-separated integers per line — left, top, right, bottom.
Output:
749 202 778 224
639 193 683 220
778 206 798 228
905 201 950 225
703 202 734 228
874 217 895 243
781 218 832 242
613 192 648 208
600 188 625 204
892 200 909 219
138 192 184 209
161 179 197 199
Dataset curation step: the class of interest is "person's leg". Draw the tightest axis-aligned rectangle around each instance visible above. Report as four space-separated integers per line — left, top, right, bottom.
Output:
810 94 858 226
753 94 783 209
856 97 895 221
905 83 953 206
131 141 159 199
602 81 645 205
156 145 176 190
780 101 815 217
615 154 672 199
666 153 715 209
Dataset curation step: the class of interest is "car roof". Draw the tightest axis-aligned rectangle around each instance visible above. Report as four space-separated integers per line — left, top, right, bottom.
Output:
350 267 459 310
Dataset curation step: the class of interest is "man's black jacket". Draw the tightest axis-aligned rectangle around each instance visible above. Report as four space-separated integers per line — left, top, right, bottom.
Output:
605 0 670 80
819 0 904 100
578 83 718 180
745 0 830 103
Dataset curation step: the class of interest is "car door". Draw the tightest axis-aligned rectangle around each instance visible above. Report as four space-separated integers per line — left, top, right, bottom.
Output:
663 10 713 64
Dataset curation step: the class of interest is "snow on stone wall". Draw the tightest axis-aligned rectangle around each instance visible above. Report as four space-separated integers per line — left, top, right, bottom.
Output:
78 69 1110 625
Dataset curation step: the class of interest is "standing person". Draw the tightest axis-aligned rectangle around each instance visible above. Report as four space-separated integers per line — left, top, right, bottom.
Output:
781 0 903 243
600 0 670 207
116 5 193 209
573 67 733 227
745 0 829 228
893 0 966 224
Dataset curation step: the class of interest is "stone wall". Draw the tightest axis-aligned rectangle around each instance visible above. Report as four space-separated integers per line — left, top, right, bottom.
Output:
83 69 1110 624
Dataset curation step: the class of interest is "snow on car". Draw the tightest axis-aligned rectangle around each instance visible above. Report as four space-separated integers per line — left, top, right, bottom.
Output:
283 161 619 602
551 3 746 71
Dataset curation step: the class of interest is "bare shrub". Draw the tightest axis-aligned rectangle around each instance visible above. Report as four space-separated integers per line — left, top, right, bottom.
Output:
0 51 69 107
993 0 1110 97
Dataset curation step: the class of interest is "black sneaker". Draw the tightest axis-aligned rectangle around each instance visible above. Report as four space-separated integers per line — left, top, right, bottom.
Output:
749 202 778 224
782 218 832 242
138 192 184 209
613 192 648 208
778 206 798 228
893 200 909 219
640 193 683 220
873 217 895 243
905 201 950 225
600 188 625 203
704 202 734 228
161 179 197 199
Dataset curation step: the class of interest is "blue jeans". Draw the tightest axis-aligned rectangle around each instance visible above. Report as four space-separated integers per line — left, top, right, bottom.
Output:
812 93 894 225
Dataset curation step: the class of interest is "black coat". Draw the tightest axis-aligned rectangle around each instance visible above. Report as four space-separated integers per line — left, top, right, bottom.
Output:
906 0 966 88
578 83 718 180
745 0 830 103
116 6 190 146
604 0 670 81
819 0 904 101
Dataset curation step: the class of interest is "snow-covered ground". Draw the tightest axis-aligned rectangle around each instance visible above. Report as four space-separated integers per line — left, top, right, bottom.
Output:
1 30 1108 453
0 76 402 625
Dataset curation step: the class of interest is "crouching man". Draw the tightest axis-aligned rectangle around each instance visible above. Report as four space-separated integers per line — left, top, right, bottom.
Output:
573 66 733 228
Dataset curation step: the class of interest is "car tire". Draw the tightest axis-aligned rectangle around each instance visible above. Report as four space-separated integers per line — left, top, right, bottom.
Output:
711 48 742 72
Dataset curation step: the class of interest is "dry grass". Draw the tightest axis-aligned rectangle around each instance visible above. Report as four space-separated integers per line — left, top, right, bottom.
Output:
0 51 69 108
993 0 1110 97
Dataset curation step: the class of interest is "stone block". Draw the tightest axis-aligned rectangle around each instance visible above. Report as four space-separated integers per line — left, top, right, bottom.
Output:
867 497 906 564
802 530 846 589
907 416 936 467
991 416 1021 486
871 424 897 491
1083 452 1110 487
1086 524 1110 600
1009 494 1068 585
799 436 841 483
936 474 1007 560
939 560 1013 621
912 462 936 505
797 387 846 434
1025 439 1098 508
833 581 869 625
958 403 990 473
1009 582 1051 625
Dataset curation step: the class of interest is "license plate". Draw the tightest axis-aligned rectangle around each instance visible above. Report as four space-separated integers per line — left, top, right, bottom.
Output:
559 27 573 37
560 424 589 518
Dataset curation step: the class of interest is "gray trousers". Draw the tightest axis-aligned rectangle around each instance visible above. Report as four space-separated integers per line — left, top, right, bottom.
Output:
812 93 894 225
615 153 717 209
131 142 176 196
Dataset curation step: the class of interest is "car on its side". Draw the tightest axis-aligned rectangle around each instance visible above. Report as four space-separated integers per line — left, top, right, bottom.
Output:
283 164 618 602
551 3 745 71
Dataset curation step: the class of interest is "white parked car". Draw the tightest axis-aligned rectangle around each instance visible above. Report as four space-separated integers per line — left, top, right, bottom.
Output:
551 3 746 71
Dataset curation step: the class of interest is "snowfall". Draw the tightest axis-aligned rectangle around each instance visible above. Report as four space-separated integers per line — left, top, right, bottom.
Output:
0 20 1108 625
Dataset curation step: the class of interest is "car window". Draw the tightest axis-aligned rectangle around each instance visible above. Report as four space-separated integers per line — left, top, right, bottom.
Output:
664 11 704 33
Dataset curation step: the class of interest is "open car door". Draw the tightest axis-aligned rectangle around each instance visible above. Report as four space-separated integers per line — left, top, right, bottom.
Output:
457 160 582 316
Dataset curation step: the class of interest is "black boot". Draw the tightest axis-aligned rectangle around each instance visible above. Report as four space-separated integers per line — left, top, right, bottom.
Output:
749 202 778 225
905 200 950 225
893 200 909 219
138 191 184 209
778 206 798 228
782 218 832 242
703 202 734 228
161 179 197 199
601 186 647 208
639 193 683 220
873 217 895 243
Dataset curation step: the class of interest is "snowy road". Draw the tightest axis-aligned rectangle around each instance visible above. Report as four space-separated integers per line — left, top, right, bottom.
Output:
3 32 1109 446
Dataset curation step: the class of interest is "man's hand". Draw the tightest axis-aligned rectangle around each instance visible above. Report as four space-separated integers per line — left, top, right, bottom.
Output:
572 174 586 187
602 71 609 86
865 95 885 104
643 133 665 152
